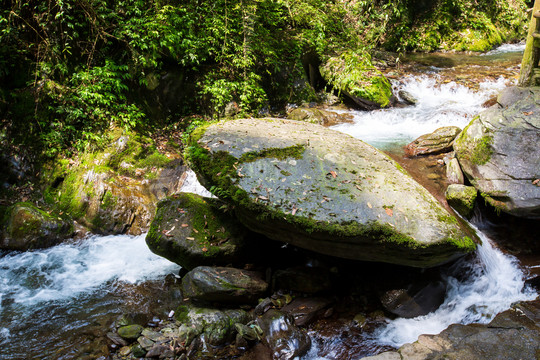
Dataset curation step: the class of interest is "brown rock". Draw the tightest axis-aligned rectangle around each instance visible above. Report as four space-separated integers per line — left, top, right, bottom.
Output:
405 126 462 157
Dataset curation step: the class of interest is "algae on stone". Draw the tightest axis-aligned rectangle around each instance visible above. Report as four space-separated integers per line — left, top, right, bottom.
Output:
187 118 477 268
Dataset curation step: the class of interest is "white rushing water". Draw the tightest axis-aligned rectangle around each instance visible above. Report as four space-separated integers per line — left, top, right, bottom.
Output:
0 234 180 308
332 76 509 150
375 230 537 347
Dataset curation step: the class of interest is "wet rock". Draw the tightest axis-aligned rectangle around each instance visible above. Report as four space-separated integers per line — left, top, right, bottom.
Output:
361 352 401 360
131 344 147 357
273 266 332 294
0 202 73 250
256 309 311 359
145 344 170 358
370 300 540 360
405 126 462 157
398 90 418 105
446 158 465 184
119 346 131 356
188 118 477 267
175 304 250 346
454 86 540 219
118 324 144 340
380 281 446 318
181 266 268 304
235 322 263 341
445 185 477 219
281 297 333 326
138 336 155 351
254 297 274 316
106 332 129 347
287 107 353 127
146 194 250 270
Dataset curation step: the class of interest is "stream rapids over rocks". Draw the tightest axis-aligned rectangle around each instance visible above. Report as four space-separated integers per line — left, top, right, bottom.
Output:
0 44 538 359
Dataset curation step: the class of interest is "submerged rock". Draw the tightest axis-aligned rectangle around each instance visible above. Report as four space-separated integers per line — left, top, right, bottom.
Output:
146 193 249 270
0 202 73 250
454 86 540 219
398 90 418 105
187 118 476 268
445 184 478 219
405 126 461 157
287 107 353 127
181 266 268 304
256 309 311 360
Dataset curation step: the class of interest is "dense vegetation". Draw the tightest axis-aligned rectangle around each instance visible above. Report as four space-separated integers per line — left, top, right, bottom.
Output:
0 0 528 168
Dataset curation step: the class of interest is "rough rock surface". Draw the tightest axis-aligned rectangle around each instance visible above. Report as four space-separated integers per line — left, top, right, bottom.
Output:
181 266 268 304
380 281 446 318
146 193 249 270
446 158 465 185
361 300 540 360
445 184 478 219
0 202 73 250
287 107 353 127
174 304 250 346
405 126 461 157
454 86 540 219
188 118 476 267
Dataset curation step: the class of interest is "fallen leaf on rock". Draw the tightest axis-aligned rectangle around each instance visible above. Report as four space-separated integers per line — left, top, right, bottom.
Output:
329 170 337 178
292 207 298 215
181 223 189 228
523 111 534 116
533 179 540 186
186 237 195 241
367 202 372 208
385 208 393 216
202 247 208 252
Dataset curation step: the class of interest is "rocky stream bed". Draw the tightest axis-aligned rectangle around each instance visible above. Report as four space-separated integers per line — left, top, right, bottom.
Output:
1 44 539 360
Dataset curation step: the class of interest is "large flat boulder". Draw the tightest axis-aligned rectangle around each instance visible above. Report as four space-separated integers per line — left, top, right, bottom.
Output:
187 118 476 268
454 86 540 219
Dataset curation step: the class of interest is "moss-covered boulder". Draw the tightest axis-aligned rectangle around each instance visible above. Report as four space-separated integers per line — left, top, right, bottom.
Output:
44 130 185 234
187 118 477 268
287 107 353 127
454 87 540 218
405 126 461 157
446 184 477 219
0 202 73 250
146 193 250 270
181 266 268 304
320 51 393 110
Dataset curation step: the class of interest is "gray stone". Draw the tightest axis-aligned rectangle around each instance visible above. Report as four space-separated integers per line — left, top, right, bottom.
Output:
287 107 353 127
454 87 540 218
445 185 478 219
188 118 477 268
361 352 401 360
146 193 250 270
181 266 268 304
386 300 540 360
281 297 333 326
405 126 462 157
399 90 418 105
446 158 465 184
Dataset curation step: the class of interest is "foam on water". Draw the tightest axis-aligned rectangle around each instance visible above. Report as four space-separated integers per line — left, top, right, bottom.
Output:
331 76 509 150
374 230 537 348
0 234 180 308
180 169 215 197
481 42 526 56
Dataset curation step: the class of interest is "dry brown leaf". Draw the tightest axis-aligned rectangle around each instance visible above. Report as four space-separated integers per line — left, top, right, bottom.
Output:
292 207 297 216
186 237 195 241
330 170 337 178
202 247 208 252
523 111 533 116
533 179 540 186
385 208 393 216
181 223 189 227
367 202 372 208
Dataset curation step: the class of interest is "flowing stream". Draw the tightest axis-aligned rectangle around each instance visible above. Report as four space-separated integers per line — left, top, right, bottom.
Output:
0 44 536 359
